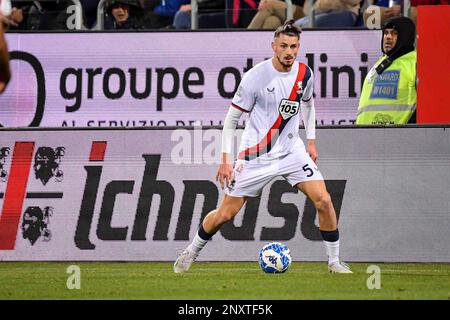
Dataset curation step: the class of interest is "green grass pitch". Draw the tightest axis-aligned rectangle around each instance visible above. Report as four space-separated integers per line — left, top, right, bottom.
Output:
0 262 449 300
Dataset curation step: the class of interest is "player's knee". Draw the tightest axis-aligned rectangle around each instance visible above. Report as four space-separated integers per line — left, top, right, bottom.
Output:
217 211 235 224
314 193 333 212
216 206 239 224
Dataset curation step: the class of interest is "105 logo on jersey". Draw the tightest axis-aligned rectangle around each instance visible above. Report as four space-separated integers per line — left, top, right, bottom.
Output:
278 99 300 120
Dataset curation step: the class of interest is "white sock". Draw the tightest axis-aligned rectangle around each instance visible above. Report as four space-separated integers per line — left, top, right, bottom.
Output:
323 239 340 265
187 232 209 254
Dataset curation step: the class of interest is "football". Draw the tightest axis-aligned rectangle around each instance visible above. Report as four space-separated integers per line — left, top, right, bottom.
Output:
259 242 292 273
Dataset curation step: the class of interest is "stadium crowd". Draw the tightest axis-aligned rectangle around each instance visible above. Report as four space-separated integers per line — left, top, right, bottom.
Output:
1 0 448 31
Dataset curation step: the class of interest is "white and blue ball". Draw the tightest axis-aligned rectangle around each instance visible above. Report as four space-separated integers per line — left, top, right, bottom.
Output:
259 242 292 273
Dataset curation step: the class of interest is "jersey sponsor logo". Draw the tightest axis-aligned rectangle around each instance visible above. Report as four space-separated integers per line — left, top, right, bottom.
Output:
278 99 300 120
369 70 400 100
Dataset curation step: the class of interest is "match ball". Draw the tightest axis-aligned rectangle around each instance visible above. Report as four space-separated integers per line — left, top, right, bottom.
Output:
259 242 292 273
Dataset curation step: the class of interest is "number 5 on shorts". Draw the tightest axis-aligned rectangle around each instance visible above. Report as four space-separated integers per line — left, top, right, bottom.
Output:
302 164 314 177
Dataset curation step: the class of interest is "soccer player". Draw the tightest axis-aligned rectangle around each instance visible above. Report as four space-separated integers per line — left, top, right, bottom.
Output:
174 19 352 274
0 0 11 93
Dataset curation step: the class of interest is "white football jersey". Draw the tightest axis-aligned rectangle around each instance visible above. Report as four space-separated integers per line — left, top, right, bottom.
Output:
231 58 314 161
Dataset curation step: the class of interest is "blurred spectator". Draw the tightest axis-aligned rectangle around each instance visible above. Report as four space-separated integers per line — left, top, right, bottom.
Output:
4 1 29 30
138 0 163 11
247 0 305 29
364 0 402 29
80 0 100 29
4 0 75 30
225 0 260 28
29 0 74 30
172 0 226 29
356 16 417 124
409 0 450 24
8 0 117 30
104 0 146 29
295 0 361 28
9 5 25 27
140 0 190 29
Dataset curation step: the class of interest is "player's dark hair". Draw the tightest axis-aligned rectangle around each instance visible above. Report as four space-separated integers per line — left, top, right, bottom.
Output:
274 19 302 39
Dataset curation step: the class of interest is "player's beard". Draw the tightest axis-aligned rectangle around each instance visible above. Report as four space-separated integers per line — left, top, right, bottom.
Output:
277 55 295 70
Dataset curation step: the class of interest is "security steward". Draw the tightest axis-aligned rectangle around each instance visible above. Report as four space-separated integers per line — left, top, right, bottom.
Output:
356 16 417 125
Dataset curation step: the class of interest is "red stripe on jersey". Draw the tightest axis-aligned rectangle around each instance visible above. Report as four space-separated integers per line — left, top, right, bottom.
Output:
289 63 307 101
231 103 250 113
238 62 308 160
238 115 283 159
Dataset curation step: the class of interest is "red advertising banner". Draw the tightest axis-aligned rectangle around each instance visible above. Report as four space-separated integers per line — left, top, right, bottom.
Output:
417 5 450 124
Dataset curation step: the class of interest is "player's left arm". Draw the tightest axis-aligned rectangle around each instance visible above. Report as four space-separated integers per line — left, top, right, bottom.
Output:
301 99 317 163
300 67 317 163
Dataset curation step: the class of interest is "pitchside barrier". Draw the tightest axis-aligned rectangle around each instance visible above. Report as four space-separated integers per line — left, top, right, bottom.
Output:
0 125 449 262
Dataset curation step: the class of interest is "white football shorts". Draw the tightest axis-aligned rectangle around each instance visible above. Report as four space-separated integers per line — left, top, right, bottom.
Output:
224 140 324 197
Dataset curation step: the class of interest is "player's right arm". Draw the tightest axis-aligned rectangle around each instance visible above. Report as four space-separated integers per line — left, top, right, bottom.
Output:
0 18 11 93
216 106 243 189
217 74 256 189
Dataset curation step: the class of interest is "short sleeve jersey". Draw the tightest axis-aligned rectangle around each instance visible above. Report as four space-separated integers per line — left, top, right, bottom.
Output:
231 59 314 161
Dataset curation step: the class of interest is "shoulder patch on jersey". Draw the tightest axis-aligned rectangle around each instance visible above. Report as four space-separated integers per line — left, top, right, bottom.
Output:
236 85 243 97
296 80 304 97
